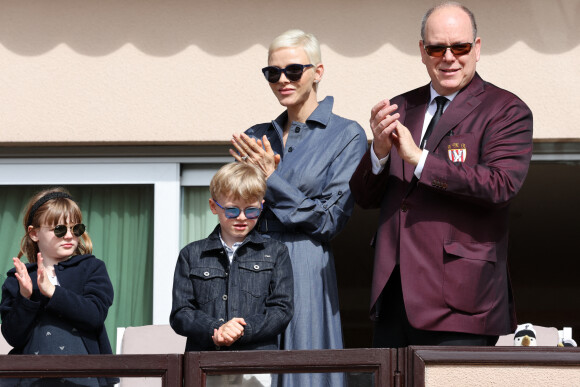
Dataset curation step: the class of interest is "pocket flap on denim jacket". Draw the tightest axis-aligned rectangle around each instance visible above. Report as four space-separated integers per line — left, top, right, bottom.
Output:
238 261 275 272
190 267 226 280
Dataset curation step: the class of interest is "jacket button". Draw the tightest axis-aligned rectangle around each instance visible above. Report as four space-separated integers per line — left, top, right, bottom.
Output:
401 204 408 212
219 318 225 322
222 295 228 301
204 271 210 277
295 127 300 133
253 265 260 270
288 147 293 152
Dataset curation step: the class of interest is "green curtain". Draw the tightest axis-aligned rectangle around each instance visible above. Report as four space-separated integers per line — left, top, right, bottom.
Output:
0 185 153 353
180 186 217 247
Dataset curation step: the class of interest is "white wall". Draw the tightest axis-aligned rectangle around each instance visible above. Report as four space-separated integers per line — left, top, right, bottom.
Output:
1 0 579 144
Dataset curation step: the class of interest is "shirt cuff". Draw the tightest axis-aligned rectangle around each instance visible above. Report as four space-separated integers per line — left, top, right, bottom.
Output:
414 150 429 179
370 141 390 175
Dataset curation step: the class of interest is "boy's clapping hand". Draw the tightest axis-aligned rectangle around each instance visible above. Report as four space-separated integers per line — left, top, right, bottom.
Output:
212 317 247 346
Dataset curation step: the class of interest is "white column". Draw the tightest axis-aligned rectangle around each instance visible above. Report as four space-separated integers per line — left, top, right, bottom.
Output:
152 166 181 325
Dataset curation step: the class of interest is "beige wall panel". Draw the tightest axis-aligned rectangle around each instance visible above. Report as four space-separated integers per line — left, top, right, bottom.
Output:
426 364 580 387
1 0 578 144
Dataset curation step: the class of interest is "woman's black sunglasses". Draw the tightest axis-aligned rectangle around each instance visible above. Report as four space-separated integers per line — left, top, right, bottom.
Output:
423 42 473 57
261 64 314 83
52 224 86 238
214 200 262 219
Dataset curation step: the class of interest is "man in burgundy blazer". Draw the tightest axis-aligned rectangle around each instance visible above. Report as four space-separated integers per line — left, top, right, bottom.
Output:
349 3 533 347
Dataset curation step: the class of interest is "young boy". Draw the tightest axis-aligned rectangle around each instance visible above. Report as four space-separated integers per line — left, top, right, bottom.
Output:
170 162 293 353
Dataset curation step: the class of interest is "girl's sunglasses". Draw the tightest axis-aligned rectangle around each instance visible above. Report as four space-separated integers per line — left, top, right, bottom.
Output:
423 42 473 57
214 201 262 219
52 223 86 238
261 64 314 83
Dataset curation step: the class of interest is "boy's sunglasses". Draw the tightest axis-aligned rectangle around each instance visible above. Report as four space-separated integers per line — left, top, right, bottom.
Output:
52 223 86 238
261 64 314 83
214 200 262 219
423 42 473 57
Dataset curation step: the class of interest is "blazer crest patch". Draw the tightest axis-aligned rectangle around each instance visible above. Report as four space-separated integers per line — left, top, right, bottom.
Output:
448 143 467 163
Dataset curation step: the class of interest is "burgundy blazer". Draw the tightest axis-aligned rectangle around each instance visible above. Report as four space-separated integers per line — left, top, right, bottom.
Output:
350 73 533 336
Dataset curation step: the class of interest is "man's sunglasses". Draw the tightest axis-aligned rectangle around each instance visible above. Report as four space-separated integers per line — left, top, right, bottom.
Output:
51 224 86 238
423 42 473 57
214 200 262 219
261 64 314 83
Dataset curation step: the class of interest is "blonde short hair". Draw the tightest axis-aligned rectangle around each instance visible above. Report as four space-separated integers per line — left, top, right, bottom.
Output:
210 162 266 202
268 29 321 65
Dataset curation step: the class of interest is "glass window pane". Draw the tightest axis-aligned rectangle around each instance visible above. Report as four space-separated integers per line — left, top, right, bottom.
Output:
204 372 376 387
181 186 216 246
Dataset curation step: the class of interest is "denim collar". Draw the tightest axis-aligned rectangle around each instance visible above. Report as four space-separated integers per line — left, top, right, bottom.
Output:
271 95 334 132
202 225 266 253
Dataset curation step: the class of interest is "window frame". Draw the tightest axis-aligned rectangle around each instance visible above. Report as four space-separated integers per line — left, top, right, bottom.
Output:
0 156 228 324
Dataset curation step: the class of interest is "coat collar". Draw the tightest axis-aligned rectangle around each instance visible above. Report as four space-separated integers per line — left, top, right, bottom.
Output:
57 254 94 267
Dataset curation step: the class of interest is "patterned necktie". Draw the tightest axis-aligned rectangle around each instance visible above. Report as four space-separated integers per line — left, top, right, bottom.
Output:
420 96 448 149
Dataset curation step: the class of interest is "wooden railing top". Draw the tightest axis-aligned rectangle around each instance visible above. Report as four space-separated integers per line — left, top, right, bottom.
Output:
1 347 579 387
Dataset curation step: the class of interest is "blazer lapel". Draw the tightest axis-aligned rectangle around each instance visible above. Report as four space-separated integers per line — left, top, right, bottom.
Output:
402 87 430 182
426 74 485 152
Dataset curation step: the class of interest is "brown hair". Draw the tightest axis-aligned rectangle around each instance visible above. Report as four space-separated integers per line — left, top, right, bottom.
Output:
19 187 93 262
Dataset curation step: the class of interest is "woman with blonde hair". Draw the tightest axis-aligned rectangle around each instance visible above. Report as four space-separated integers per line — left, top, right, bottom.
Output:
231 29 367 386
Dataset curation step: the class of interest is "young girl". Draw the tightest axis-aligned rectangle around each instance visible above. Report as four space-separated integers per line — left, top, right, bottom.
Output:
0 188 116 387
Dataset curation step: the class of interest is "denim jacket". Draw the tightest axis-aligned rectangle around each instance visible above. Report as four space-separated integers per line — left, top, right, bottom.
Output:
170 225 293 351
